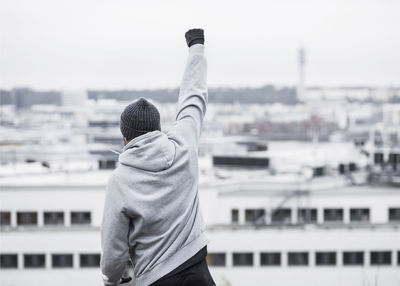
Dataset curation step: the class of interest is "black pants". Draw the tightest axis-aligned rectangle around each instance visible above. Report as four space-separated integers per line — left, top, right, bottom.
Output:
150 258 215 286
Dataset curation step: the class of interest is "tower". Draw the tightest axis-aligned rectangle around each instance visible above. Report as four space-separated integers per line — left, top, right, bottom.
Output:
297 47 306 101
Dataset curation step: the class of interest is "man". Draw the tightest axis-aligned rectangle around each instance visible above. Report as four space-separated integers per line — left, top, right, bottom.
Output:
100 29 214 286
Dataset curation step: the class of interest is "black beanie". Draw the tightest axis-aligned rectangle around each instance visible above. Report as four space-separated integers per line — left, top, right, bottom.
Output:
120 98 161 140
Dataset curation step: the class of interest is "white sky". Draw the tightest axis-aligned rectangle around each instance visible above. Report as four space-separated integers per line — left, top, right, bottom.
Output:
1 0 399 90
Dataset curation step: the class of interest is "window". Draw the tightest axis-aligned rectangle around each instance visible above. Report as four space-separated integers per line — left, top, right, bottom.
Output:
245 209 265 224
338 164 346 174
52 254 73 268
297 208 317 223
213 156 269 168
0 254 18 269
389 153 400 171
231 209 239 223
370 251 391 266
233 253 253 266
349 163 357 172
350 208 370 222
288 252 308 266
343 252 364 266
24 254 45 268
260 252 281 266
17 212 37 226
0 212 11 226
99 160 116 170
323 208 343 222
206 253 226 266
313 167 325 177
374 132 383 146
44 212 64 225
338 163 357 174
271 209 291 224
389 208 400 221
316 252 336 266
71 212 91 225
80 254 100 267
388 153 397 164
389 134 399 147
374 153 384 164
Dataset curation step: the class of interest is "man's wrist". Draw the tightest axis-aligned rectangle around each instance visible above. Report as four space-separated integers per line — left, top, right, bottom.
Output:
188 43 205 55
189 39 204 47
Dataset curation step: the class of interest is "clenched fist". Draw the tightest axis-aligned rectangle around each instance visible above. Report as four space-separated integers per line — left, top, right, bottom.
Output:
185 29 205 47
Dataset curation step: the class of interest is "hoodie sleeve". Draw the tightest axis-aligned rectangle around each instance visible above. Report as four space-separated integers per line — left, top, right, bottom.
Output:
100 176 131 286
167 44 208 150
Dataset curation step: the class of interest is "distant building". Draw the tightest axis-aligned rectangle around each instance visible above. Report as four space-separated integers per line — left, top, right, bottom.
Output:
62 89 87 106
305 87 399 103
12 88 62 109
368 105 400 181
0 90 13 105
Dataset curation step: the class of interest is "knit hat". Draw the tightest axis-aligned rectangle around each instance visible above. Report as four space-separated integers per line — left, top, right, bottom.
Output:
120 98 161 140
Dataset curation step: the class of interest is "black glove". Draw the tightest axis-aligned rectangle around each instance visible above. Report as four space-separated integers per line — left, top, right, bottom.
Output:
185 29 205 47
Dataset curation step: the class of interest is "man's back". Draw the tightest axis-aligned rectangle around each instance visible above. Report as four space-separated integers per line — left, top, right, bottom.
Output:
101 37 209 286
106 129 206 284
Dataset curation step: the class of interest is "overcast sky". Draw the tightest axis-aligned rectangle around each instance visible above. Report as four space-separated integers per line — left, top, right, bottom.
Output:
1 0 399 90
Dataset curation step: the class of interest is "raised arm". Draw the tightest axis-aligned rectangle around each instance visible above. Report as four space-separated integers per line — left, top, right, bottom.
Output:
167 29 208 150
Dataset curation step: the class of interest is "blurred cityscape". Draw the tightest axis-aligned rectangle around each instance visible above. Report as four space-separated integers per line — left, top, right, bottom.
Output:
1 73 400 285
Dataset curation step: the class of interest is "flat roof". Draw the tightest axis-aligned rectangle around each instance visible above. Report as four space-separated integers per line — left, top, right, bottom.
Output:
0 169 398 197
1 222 399 233
0 170 112 188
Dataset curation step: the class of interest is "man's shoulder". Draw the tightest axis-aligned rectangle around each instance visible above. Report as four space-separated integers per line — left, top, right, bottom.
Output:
106 165 125 188
107 161 140 187
165 124 197 152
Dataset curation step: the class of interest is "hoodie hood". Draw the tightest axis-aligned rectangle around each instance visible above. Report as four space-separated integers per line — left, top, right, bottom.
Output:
119 131 175 172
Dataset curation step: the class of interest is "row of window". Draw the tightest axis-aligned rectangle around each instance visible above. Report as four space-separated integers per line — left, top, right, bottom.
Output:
206 251 400 267
232 207 400 224
0 254 100 269
0 211 91 226
2 251 398 269
2 208 400 227
374 152 400 166
311 163 359 178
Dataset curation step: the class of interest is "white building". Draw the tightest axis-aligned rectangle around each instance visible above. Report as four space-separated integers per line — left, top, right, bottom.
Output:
1 162 399 286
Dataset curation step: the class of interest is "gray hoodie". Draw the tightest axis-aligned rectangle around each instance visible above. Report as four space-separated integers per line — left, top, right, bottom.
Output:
100 44 208 286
